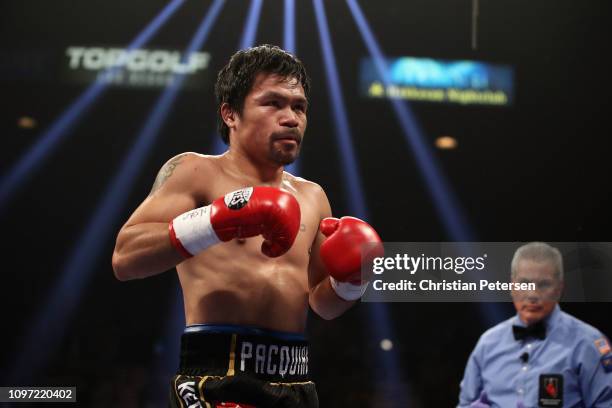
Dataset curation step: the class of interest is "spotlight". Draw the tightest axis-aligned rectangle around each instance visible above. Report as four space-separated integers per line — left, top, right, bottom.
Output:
346 0 475 241
435 136 457 150
17 116 37 129
0 0 186 211
6 0 225 384
380 338 394 351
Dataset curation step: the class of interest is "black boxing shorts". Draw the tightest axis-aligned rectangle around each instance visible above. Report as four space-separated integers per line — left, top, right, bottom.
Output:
168 324 318 408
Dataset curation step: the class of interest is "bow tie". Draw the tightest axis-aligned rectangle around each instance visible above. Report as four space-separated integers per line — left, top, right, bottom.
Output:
512 321 546 341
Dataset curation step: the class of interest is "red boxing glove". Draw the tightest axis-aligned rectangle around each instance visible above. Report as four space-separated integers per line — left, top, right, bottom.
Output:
170 187 300 258
319 216 383 300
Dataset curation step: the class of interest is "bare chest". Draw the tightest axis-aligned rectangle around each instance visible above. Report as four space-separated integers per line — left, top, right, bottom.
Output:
194 173 320 266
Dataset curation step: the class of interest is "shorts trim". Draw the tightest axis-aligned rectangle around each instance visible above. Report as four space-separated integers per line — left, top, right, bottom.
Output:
226 334 237 376
198 375 225 408
268 381 315 386
184 324 306 341
174 375 185 408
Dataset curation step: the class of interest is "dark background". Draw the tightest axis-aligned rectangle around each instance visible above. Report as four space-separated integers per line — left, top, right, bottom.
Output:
1 0 611 406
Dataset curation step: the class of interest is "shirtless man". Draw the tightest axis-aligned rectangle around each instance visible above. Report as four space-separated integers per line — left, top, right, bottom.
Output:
112 45 381 408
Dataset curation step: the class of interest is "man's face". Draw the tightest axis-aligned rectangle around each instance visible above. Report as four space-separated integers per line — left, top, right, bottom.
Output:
511 259 563 325
230 73 307 166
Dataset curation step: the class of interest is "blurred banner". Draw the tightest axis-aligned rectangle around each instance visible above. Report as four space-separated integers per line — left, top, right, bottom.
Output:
360 57 514 106
61 46 212 89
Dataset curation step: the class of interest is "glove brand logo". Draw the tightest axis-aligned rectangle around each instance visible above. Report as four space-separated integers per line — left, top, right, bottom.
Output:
182 206 209 221
224 188 253 210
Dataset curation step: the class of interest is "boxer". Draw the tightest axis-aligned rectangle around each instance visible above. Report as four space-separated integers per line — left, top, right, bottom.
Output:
112 45 381 407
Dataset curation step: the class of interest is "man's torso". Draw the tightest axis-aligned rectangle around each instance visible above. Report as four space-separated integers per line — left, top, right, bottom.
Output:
175 154 323 333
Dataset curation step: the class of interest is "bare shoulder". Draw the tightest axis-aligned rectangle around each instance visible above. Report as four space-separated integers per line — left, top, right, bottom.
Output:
282 171 325 197
149 152 219 195
282 171 331 216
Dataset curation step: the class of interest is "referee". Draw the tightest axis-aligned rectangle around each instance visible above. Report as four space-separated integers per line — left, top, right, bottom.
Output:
458 242 612 407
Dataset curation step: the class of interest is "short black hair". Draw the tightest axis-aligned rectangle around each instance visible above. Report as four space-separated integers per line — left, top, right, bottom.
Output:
214 44 310 144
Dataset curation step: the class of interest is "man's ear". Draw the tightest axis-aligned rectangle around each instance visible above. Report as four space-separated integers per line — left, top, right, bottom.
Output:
220 103 238 131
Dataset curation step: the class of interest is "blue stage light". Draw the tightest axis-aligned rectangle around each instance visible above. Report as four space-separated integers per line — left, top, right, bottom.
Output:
240 0 264 50
6 0 226 384
283 0 301 176
346 0 474 241
313 0 366 219
284 0 296 54
346 0 510 328
313 0 410 403
0 0 187 212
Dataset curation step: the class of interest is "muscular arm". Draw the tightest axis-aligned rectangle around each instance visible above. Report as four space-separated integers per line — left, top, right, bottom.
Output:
307 186 355 320
112 153 201 281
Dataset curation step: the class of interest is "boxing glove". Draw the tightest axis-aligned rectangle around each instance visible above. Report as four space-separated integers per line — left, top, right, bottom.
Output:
319 216 383 301
170 187 300 258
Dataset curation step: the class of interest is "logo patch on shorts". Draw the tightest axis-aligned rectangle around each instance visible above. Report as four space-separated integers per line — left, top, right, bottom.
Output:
539 374 563 407
224 187 253 210
238 340 308 378
174 376 202 407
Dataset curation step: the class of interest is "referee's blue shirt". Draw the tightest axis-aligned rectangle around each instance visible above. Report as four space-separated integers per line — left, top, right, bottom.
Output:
458 305 612 407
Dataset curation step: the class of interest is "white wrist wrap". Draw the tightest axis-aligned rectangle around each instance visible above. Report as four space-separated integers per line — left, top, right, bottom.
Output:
329 276 368 301
171 205 220 256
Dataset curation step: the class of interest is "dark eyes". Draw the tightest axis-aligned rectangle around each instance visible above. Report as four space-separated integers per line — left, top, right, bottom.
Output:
264 100 306 113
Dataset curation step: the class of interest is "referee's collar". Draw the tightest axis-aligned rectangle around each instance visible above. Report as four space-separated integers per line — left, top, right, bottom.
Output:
512 304 562 331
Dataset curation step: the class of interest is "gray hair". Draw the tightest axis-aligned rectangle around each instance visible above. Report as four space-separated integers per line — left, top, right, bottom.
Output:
511 242 564 281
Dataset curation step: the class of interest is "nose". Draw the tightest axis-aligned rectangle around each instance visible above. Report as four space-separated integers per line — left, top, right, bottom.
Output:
279 107 299 128
526 292 540 303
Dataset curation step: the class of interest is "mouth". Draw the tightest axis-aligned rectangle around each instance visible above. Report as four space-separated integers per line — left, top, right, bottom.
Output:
272 132 302 145
524 304 542 312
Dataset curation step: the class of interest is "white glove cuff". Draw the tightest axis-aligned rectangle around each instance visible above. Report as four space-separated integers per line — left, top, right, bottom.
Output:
329 276 368 301
170 205 220 257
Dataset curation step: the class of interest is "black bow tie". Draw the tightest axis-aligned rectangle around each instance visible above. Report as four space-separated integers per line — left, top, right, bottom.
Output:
513 321 546 341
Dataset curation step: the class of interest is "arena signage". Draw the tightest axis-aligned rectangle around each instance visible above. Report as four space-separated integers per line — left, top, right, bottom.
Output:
360 57 514 106
63 46 211 89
